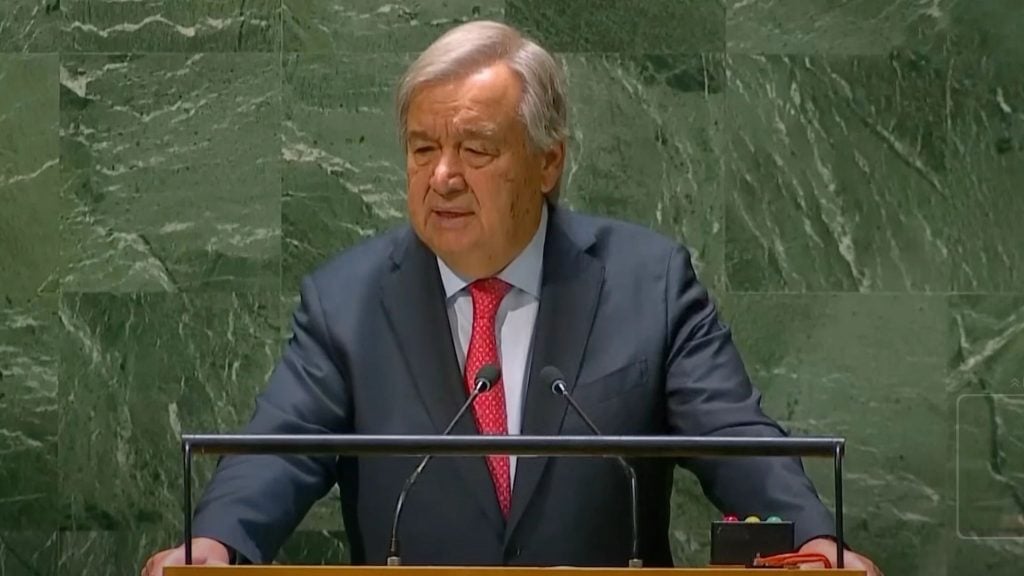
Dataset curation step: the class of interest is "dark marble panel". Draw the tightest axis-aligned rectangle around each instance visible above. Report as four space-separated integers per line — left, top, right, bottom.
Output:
506 0 725 53
0 296 59 530
944 54 1023 292
0 55 60 303
0 531 58 575
948 0 1024 64
276 530 349 565
949 296 1024 397
726 0 949 54
719 293 950 575
956 395 1024 539
59 54 281 292
668 470 721 567
58 291 281 532
0 0 59 53
293 485 345 533
949 537 1024 576
61 0 281 53
724 53 950 293
560 53 725 288
949 295 1024 552
59 528 180 574
283 0 504 53
57 529 349 570
949 411 1024 576
281 53 409 295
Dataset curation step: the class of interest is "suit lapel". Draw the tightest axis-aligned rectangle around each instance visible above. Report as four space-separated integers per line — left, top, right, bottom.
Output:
506 207 604 538
379 229 505 529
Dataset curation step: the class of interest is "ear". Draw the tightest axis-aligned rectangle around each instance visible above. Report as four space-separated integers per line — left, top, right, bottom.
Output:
539 140 566 194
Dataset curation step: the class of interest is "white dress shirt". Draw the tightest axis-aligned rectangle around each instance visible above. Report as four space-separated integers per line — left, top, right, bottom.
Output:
435 204 548 484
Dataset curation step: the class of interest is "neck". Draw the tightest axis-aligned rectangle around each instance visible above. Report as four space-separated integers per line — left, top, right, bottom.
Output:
441 202 545 278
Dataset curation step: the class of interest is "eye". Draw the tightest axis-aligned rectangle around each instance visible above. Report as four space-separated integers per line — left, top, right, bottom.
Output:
464 148 486 156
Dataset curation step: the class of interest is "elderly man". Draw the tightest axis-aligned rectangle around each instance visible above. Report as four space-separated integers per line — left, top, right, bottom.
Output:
144 20 880 575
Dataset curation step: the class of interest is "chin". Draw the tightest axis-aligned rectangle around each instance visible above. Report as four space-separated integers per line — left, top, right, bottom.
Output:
428 233 477 258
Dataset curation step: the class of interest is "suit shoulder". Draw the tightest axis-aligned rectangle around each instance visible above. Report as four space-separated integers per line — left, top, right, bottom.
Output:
566 210 683 262
303 225 408 293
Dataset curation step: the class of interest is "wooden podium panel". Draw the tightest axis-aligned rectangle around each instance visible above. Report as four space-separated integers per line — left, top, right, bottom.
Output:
167 567 866 575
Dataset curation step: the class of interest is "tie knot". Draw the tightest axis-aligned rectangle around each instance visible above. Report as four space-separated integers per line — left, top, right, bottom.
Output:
468 277 510 308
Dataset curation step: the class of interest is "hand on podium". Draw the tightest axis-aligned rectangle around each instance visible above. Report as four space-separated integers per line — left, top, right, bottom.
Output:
798 537 882 575
141 538 230 575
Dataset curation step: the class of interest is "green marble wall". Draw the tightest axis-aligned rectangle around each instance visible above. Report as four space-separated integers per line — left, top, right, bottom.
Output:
1 1 1021 574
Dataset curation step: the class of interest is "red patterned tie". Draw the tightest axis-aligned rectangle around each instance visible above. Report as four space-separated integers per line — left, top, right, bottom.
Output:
464 277 512 518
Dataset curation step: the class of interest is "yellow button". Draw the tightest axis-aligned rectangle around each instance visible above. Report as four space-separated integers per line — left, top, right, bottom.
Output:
744 515 761 523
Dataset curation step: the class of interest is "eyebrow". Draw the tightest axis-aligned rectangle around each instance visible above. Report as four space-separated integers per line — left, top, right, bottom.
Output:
457 124 499 140
406 130 434 143
405 124 500 142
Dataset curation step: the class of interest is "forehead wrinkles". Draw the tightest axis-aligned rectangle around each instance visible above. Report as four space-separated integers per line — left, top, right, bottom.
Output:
410 113 502 142
453 116 500 139
407 75 521 141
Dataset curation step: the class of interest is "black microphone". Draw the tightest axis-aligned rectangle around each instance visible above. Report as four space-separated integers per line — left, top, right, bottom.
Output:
541 366 642 569
386 363 501 566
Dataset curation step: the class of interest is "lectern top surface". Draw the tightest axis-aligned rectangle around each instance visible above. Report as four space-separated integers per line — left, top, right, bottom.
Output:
166 566 867 575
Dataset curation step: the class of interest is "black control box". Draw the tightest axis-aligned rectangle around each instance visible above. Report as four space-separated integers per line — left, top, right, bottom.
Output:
709 520 795 566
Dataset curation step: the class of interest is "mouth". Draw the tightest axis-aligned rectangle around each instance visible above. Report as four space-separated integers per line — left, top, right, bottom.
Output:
430 209 475 229
432 209 473 219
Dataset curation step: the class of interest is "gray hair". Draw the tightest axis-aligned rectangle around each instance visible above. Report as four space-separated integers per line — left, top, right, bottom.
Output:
395 20 569 154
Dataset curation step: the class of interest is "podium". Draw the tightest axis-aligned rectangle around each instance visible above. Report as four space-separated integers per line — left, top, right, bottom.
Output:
179 435 853 573
167 568 865 575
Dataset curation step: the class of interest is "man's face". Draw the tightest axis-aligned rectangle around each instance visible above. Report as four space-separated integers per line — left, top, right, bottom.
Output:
404 62 563 278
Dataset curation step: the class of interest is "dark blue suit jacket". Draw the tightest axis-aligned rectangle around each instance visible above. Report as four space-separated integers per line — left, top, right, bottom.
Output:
191 205 835 565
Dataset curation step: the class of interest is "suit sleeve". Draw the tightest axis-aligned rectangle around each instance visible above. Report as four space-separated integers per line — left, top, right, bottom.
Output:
191 275 352 563
663 245 836 547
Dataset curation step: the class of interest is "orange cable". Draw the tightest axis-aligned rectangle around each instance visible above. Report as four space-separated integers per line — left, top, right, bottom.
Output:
752 551 833 569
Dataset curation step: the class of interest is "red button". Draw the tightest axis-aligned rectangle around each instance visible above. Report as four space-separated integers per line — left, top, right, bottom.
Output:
723 515 739 522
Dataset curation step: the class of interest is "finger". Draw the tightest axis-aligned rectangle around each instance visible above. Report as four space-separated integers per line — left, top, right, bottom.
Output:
143 551 167 576
841 552 883 575
152 547 186 574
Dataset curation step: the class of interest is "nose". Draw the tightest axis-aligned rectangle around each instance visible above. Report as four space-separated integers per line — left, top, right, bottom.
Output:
429 148 467 196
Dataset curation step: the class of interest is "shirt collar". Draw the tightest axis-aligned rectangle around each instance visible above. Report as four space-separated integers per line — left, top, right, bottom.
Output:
437 202 547 300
